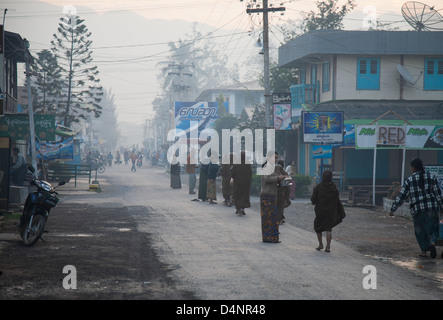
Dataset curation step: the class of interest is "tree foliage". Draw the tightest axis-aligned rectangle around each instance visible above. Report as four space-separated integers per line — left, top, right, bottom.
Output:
238 105 266 132
51 15 103 127
96 89 120 151
29 49 63 114
259 62 298 92
303 0 356 32
155 24 239 119
258 0 356 94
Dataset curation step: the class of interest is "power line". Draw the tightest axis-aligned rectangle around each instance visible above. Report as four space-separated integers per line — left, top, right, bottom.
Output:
240 0 286 127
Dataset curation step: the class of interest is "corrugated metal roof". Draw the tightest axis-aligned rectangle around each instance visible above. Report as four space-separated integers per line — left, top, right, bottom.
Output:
279 30 443 68
194 80 264 102
201 80 264 92
304 100 443 122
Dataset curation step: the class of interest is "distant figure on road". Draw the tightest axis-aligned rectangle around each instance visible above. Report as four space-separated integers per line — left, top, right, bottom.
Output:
276 160 290 225
198 162 208 202
107 152 113 167
390 158 443 258
285 160 297 200
130 150 137 172
124 150 129 165
207 153 219 204
115 151 121 164
186 149 198 195
311 170 345 253
220 153 234 207
170 154 182 189
231 151 252 216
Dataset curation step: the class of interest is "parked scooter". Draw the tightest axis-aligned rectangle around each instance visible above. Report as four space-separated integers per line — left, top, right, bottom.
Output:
18 166 65 246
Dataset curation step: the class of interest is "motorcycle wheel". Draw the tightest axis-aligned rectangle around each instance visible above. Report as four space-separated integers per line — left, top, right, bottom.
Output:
22 211 46 246
98 165 105 174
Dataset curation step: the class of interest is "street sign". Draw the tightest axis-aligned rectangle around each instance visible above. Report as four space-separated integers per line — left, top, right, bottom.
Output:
377 125 405 146
356 125 443 149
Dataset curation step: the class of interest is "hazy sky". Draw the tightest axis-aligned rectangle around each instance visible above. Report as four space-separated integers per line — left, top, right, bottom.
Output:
2 0 419 142
34 0 412 26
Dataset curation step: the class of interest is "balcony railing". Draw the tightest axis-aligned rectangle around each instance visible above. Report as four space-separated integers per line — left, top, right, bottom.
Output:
290 82 320 109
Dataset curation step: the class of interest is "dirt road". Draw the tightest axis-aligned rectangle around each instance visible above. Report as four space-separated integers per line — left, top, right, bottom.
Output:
1 164 442 301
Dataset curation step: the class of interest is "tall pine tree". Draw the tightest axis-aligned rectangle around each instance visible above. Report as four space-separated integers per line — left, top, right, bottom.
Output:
51 14 103 127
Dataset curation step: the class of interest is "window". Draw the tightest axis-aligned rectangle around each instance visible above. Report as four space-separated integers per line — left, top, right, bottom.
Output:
311 64 317 85
424 59 443 90
299 68 306 84
357 58 380 90
322 61 330 92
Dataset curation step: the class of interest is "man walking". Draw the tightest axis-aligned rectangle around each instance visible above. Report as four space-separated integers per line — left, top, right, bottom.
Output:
390 158 443 258
130 150 138 172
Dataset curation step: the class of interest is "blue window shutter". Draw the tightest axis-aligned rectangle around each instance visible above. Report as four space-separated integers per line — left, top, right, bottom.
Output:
425 59 435 89
424 59 443 90
438 60 443 89
357 58 380 90
322 61 330 92
300 68 306 84
311 64 317 84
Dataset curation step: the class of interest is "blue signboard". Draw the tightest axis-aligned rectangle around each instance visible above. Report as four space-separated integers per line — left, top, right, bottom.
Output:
35 137 74 160
302 111 344 144
332 123 355 148
313 144 332 159
174 101 226 138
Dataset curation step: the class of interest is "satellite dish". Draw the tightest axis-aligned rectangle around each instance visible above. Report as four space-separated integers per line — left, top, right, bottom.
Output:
401 2 443 31
397 64 416 85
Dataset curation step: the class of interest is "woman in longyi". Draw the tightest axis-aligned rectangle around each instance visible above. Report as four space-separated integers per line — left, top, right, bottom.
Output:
311 170 346 252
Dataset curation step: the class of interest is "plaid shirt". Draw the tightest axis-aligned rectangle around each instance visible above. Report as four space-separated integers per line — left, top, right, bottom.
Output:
391 171 443 216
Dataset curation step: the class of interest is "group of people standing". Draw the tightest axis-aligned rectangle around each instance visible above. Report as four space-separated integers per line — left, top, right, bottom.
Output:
169 150 442 257
175 150 299 243
171 151 344 252
182 150 253 214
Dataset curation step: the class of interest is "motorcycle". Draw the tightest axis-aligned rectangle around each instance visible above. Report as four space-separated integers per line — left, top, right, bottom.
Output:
137 154 143 168
88 158 105 173
19 166 66 246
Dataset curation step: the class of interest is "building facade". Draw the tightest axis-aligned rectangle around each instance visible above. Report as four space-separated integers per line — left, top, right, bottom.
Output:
195 80 264 116
278 30 443 201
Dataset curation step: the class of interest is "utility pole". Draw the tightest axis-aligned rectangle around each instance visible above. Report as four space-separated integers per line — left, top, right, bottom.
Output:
168 62 193 101
0 9 7 115
25 39 37 174
244 0 285 128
